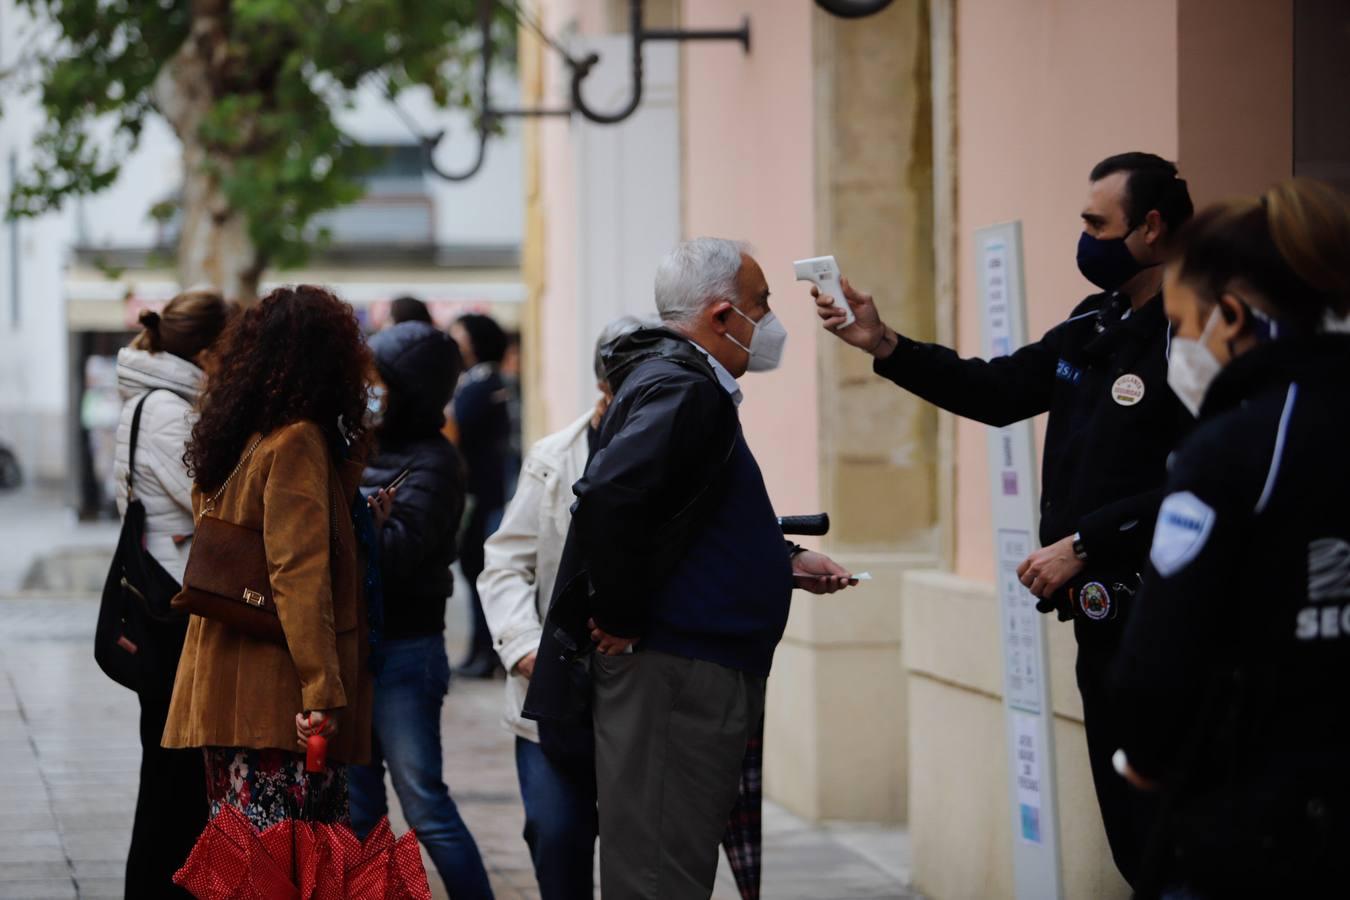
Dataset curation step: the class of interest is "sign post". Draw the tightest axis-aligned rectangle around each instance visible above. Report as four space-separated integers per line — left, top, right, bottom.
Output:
976 221 1063 899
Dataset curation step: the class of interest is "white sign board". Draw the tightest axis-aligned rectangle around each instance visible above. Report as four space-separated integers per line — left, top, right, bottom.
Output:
977 222 1063 898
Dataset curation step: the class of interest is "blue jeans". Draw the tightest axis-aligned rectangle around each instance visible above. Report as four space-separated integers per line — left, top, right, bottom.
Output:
349 636 494 900
515 736 597 900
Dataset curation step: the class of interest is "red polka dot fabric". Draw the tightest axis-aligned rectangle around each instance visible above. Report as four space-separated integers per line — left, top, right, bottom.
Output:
175 805 432 899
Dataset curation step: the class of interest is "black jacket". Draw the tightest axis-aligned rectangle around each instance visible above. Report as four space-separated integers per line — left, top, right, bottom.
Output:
876 291 1191 572
364 322 467 639
1111 335 1350 895
522 328 740 724
453 363 511 512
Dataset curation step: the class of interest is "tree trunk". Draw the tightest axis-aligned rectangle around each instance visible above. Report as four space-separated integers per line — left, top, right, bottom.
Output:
175 144 263 303
153 6 264 303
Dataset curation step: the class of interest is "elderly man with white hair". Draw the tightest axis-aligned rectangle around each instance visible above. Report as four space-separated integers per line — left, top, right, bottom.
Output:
523 237 855 899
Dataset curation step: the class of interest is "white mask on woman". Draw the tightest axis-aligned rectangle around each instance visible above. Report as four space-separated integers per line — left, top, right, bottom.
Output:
1167 306 1224 417
726 306 788 372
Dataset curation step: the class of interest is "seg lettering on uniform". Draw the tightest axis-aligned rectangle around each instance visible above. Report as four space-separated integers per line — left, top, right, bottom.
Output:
1296 537 1350 640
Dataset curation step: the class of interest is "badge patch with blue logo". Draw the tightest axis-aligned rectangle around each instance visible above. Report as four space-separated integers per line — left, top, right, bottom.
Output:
1055 359 1082 384
1150 491 1216 577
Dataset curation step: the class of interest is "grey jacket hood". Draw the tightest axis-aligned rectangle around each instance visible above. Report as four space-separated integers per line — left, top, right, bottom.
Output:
116 347 204 406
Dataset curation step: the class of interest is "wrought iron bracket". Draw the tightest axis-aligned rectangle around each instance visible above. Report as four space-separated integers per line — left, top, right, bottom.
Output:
567 0 750 125
418 0 498 182
420 0 751 181
815 0 895 18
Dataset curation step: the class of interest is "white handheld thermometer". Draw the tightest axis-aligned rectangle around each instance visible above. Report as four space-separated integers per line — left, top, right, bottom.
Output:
794 255 855 329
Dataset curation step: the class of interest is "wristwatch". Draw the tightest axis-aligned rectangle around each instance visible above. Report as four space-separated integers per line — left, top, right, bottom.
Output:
1072 533 1088 562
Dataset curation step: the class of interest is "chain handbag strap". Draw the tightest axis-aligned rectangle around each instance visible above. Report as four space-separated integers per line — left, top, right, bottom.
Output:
199 432 348 546
201 436 263 518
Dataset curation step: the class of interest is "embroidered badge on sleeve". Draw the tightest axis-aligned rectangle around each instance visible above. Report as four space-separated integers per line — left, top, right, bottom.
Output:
1150 491 1216 577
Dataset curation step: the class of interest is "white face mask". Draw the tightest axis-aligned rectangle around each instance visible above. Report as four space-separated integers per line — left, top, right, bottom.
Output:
1167 306 1224 417
726 306 788 372
366 383 386 428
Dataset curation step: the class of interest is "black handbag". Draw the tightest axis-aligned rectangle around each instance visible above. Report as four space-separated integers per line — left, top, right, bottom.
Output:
94 391 190 697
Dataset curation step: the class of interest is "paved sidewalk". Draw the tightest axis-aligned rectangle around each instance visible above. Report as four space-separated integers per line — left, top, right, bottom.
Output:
0 488 118 595
0 590 916 899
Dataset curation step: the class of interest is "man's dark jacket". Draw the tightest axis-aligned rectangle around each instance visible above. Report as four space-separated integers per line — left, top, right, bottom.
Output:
453 363 511 513
363 322 467 639
877 291 1190 579
876 289 1190 886
523 327 740 724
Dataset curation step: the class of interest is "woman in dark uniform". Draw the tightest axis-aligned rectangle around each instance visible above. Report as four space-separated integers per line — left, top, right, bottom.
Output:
1112 178 1350 898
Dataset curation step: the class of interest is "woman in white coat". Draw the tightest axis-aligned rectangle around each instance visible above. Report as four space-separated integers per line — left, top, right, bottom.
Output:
112 289 234 899
479 316 644 899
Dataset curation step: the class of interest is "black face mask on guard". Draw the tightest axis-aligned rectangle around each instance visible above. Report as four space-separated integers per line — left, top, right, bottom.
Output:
1077 226 1151 292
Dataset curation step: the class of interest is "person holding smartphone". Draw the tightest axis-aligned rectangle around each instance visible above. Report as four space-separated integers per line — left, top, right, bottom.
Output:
349 320 495 899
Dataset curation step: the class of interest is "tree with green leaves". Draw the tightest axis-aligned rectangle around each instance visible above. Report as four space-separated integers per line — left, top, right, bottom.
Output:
4 0 489 301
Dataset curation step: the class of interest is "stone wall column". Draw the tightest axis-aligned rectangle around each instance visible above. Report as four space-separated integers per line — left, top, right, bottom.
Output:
763 0 939 824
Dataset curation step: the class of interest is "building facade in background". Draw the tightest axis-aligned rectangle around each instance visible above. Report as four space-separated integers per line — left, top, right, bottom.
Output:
516 1 1346 898
0 0 525 515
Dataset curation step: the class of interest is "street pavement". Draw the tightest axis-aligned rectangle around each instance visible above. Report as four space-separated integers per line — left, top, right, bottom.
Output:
0 489 916 900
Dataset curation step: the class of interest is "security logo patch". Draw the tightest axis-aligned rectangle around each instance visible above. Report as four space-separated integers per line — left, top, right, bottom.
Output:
1079 581 1112 621
1150 491 1216 577
1309 538 1350 601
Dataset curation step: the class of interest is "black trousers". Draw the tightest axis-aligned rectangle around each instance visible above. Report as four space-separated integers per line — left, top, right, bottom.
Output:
1075 633 1160 889
125 691 208 899
458 503 501 664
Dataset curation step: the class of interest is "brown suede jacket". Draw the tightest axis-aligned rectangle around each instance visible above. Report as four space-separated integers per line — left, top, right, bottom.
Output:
162 421 373 764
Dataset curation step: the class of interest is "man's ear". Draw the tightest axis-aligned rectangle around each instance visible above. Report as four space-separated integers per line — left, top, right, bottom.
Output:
1142 209 1164 246
708 299 734 334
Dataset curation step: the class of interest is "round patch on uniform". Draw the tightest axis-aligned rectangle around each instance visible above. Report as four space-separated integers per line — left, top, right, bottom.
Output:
1079 581 1112 621
1111 374 1145 406
1112 372 1144 404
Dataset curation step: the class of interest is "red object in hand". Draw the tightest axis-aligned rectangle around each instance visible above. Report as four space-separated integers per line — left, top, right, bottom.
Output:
306 730 328 774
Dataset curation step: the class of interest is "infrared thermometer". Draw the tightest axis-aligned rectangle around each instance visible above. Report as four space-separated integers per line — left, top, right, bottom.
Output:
794 255 855 329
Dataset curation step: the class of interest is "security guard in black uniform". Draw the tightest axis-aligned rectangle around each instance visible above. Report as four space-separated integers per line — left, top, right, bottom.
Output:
1112 179 1350 898
815 152 1193 887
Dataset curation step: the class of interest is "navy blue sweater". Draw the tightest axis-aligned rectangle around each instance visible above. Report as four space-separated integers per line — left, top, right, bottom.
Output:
641 433 795 677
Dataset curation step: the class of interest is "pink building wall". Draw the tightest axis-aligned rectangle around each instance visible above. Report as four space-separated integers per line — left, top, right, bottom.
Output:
953 0 1180 580
680 0 821 518
535 0 1288 578
534 1 585 436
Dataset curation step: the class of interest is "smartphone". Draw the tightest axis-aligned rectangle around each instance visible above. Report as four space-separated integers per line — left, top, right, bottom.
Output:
385 466 412 493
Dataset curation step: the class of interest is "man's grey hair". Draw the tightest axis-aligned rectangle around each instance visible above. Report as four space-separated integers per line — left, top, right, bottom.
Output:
653 237 749 324
593 314 650 381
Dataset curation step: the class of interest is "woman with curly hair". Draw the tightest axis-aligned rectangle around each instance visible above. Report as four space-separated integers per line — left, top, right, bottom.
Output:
162 284 392 829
